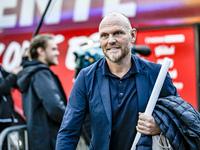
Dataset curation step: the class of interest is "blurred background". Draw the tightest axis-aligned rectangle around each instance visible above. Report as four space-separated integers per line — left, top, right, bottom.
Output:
0 0 200 132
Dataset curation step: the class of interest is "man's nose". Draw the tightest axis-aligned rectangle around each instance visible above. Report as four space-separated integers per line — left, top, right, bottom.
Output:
56 50 60 55
108 35 116 44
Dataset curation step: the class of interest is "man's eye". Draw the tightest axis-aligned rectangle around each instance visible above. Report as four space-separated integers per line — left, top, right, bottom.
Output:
115 32 121 35
101 34 107 38
102 34 107 37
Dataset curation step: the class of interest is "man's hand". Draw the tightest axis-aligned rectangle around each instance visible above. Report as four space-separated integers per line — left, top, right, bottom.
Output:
12 66 23 75
136 112 161 135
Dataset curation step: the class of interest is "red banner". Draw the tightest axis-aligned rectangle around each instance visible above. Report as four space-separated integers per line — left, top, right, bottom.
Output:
137 26 198 109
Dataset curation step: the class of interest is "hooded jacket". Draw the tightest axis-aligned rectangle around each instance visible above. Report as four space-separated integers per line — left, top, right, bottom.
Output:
17 60 67 150
136 96 200 150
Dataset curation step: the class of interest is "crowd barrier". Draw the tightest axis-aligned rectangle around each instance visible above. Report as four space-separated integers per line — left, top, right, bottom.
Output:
0 125 28 150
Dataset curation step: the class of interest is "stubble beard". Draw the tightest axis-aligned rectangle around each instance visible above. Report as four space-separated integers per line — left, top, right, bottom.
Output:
45 56 58 66
103 48 129 63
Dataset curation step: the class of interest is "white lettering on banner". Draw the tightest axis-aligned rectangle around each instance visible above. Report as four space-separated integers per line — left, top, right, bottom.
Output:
45 0 63 24
0 34 64 72
145 37 164 44
1 0 63 27
103 0 137 17
3 42 21 72
66 32 99 70
0 43 5 56
157 58 177 79
173 82 183 90
168 68 178 79
154 45 175 57
144 34 185 91
55 34 65 44
0 41 31 72
0 0 17 28
19 0 62 26
19 0 35 26
0 0 137 28
145 34 185 44
21 40 30 54
164 34 185 43
73 0 91 22
157 58 174 68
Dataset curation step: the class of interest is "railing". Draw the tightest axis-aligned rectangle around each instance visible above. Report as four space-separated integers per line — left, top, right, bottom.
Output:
0 125 28 150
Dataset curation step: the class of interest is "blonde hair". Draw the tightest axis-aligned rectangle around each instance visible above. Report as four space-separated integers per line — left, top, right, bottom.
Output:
29 34 55 59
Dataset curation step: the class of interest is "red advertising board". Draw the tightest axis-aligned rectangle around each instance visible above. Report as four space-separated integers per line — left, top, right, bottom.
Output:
0 0 199 124
1 26 198 115
0 28 99 116
137 26 198 109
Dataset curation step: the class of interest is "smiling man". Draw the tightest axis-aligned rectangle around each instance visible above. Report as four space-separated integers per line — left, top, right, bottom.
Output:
56 12 178 150
17 34 67 150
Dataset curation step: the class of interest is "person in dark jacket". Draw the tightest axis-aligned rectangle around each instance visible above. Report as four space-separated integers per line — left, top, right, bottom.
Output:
17 34 67 150
0 65 22 132
0 65 22 150
56 12 178 150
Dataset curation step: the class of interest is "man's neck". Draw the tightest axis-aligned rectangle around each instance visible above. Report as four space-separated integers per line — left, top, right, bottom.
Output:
37 58 49 67
106 55 132 78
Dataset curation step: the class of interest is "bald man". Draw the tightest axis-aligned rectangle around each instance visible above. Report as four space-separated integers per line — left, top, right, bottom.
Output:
56 12 178 150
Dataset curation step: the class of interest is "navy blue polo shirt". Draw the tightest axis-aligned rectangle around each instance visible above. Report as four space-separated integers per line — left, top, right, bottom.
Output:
102 58 139 150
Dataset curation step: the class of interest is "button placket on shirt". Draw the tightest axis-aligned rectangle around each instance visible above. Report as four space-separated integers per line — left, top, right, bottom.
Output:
118 80 123 103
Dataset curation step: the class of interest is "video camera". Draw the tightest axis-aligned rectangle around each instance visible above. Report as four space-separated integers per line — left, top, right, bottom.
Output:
73 42 151 78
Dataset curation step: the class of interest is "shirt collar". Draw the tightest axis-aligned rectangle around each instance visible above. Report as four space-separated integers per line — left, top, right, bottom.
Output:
102 56 139 77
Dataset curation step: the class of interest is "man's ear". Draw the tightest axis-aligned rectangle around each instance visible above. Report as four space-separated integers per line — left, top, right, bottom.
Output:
131 28 137 43
37 47 45 57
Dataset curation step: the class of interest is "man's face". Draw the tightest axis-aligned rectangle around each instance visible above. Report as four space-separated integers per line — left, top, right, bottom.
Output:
99 15 134 63
44 39 60 66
